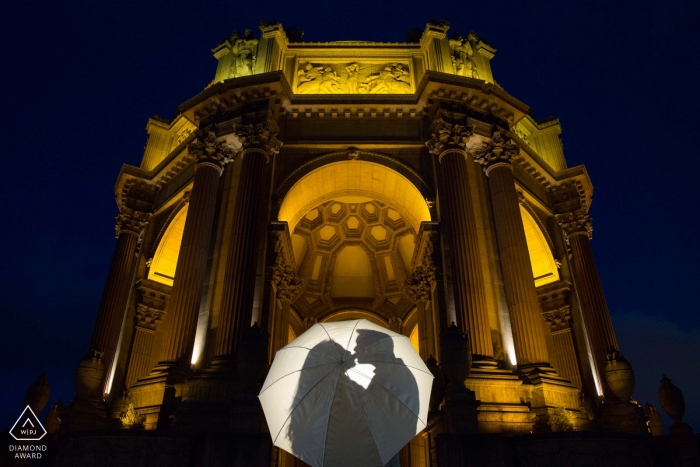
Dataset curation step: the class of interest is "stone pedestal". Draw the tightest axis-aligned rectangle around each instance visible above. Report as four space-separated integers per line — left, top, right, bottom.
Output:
600 401 649 435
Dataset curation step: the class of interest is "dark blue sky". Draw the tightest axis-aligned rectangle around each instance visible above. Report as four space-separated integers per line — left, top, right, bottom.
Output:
1 0 698 433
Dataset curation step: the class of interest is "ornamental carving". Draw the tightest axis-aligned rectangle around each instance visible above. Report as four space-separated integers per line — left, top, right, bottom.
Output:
271 255 303 302
426 116 473 155
134 304 165 329
541 306 571 332
472 131 520 170
295 62 411 94
187 131 236 171
115 207 151 238
404 263 436 303
227 29 259 78
234 113 282 155
556 208 593 239
449 32 479 79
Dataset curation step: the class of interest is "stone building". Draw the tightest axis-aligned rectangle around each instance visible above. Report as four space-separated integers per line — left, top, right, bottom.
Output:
50 20 699 467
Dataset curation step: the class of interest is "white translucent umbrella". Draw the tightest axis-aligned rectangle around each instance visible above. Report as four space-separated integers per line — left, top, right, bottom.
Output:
259 319 433 467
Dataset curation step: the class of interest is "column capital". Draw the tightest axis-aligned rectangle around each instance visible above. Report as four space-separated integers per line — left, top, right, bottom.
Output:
115 207 151 238
426 114 474 160
556 208 593 239
187 131 236 173
404 263 436 304
472 131 520 174
234 112 282 158
271 256 303 302
134 304 165 330
541 306 572 333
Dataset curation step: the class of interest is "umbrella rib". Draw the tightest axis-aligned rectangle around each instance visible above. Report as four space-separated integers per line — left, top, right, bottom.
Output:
347 372 385 464
342 320 362 361
272 366 342 445
317 323 342 360
259 362 339 396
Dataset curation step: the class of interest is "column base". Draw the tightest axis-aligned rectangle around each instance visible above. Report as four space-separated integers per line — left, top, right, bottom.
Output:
172 356 266 433
441 387 479 434
129 362 192 430
599 400 648 435
466 359 533 434
518 365 588 432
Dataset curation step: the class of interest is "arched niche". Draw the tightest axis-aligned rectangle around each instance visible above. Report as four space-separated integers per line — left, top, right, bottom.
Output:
147 205 188 286
520 206 560 287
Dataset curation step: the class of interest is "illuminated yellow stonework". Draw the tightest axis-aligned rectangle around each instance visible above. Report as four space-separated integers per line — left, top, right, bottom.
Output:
90 21 631 465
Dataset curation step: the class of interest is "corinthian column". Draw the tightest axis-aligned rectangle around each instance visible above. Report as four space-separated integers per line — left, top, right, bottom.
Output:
427 113 493 360
215 114 281 358
473 132 550 366
557 209 618 399
88 192 152 396
158 133 234 365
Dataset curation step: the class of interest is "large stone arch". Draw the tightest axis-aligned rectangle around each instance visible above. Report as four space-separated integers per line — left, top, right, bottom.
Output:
278 159 432 234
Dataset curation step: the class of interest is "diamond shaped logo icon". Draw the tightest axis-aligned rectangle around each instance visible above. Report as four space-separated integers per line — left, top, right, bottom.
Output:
10 406 46 441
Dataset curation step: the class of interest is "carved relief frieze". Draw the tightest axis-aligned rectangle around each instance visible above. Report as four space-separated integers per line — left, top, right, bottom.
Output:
295 62 412 94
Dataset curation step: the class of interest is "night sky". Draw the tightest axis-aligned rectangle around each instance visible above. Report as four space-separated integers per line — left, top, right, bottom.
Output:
1 0 699 434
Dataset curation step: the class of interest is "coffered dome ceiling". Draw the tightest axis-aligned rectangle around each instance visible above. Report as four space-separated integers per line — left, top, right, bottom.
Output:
291 199 417 324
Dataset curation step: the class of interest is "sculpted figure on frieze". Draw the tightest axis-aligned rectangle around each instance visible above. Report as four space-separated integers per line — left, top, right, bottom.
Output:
360 63 411 94
296 63 325 93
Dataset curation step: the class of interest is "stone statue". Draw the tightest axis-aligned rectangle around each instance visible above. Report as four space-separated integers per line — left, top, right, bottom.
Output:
228 28 258 78
296 63 324 93
360 63 411 94
449 32 478 79
345 63 360 94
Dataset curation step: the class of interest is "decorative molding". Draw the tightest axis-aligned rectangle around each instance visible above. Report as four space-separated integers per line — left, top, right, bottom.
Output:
115 207 151 239
187 131 236 173
271 254 303 302
556 208 593 240
134 304 165 330
234 111 282 156
472 131 520 173
541 306 572 333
